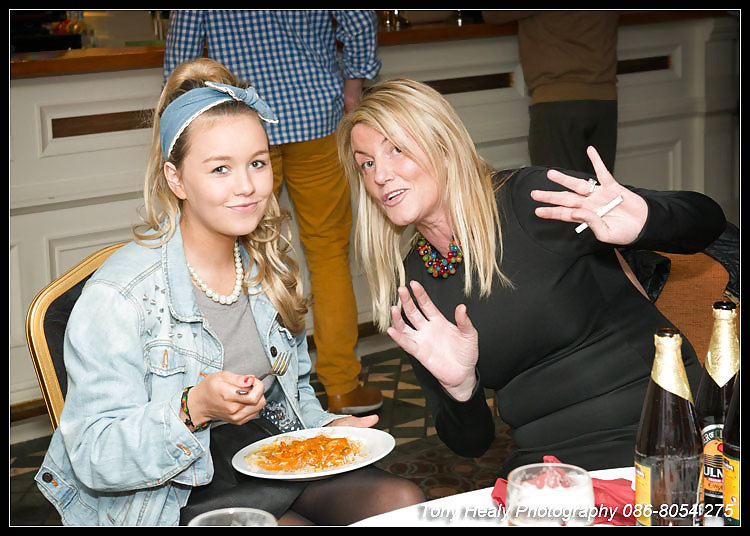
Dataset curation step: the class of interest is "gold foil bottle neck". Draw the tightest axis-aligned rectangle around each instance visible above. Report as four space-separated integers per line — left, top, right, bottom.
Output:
652 328 694 402
705 301 740 388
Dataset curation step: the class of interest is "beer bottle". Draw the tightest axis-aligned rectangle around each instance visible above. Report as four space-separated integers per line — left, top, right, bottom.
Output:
635 328 703 526
722 372 740 526
694 300 740 524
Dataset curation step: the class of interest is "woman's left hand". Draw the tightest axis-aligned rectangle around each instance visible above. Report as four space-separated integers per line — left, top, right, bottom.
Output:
327 415 380 428
531 146 648 245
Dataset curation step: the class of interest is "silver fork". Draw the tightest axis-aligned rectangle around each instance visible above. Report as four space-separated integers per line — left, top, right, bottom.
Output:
236 351 292 394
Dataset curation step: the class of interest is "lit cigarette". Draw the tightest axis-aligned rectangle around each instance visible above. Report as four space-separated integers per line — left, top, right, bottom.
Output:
575 195 624 234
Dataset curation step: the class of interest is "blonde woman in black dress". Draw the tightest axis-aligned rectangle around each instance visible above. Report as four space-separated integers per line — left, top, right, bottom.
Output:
337 79 726 476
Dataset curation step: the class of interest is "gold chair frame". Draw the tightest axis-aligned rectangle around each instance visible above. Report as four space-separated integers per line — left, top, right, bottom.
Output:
25 242 126 430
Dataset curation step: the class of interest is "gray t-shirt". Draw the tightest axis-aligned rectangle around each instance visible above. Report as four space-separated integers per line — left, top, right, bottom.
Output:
192 287 304 432
192 287 274 391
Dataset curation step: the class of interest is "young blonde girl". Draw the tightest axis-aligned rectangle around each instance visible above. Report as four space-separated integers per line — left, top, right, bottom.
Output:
35 59 422 526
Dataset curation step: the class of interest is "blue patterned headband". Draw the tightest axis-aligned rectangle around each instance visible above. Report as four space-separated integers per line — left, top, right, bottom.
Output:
159 81 279 160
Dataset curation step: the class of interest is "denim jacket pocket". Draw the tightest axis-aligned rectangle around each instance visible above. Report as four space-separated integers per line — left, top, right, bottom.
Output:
145 342 187 377
143 343 190 402
271 314 296 345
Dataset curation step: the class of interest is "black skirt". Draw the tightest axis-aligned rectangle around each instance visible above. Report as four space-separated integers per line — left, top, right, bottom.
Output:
179 418 308 525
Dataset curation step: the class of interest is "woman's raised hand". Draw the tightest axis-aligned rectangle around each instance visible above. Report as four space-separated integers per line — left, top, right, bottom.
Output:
531 146 648 245
387 281 478 401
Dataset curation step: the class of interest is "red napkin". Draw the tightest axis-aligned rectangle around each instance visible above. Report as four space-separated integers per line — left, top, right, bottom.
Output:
491 456 635 526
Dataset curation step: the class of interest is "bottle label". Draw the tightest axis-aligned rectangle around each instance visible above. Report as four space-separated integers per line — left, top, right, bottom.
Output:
700 424 724 499
705 345 740 387
722 453 740 525
635 461 652 526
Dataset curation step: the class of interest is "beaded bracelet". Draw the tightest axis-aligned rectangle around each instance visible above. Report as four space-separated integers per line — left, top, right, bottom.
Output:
181 386 209 432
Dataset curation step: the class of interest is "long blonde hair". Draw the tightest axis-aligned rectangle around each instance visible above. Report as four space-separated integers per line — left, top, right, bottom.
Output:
133 58 309 334
337 78 512 331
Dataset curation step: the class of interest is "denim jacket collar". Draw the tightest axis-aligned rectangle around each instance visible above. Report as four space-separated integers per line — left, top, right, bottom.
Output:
161 222 201 322
162 220 262 324
163 223 203 323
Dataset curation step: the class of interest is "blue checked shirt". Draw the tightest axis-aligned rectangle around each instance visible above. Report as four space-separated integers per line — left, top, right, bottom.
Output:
164 10 381 145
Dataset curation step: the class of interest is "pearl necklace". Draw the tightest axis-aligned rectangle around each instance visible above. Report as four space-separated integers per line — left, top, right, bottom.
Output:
187 242 244 305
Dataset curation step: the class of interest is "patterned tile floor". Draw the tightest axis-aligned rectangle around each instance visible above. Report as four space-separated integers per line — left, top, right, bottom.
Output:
10 345 514 525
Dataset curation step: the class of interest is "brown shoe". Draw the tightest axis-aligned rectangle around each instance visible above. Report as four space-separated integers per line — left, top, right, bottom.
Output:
327 384 383 414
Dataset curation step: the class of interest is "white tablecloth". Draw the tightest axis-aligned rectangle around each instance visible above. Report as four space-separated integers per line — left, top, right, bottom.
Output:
352 467 634 526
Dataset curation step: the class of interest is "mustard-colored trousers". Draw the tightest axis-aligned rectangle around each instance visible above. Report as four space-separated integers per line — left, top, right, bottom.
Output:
270 133 360 396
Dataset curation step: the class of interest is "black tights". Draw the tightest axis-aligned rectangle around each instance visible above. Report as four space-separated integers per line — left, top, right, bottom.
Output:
280 466 425 526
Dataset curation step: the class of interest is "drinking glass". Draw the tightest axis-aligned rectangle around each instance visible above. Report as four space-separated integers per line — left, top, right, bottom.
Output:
188 507 278 526
505 463 596 526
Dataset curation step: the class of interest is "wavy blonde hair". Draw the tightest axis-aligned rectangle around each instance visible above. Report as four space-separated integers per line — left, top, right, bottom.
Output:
133 58 309 334
337 78 512 331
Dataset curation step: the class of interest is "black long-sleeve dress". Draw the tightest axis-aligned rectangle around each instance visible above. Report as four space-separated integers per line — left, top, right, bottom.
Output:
403 166 726 478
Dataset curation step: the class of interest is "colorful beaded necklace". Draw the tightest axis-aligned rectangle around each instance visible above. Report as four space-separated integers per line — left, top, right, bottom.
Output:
416 234 463 278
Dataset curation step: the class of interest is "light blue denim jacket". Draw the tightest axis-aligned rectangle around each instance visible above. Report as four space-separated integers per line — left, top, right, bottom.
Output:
35 225 341 525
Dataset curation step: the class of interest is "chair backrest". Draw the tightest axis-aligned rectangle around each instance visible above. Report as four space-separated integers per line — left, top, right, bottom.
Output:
654 252 739 365
25 242 127 430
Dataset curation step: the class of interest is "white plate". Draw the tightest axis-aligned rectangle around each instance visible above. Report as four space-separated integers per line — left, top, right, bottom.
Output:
231 426 396 481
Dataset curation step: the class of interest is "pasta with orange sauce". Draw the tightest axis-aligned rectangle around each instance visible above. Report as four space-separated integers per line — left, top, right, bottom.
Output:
245 434 365 473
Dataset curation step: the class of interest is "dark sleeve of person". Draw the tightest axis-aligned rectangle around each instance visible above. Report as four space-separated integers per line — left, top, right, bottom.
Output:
510 166 726 256
628 186 727 253
408 354 496 458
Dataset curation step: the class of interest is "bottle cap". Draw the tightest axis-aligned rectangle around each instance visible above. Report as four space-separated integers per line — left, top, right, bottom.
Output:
706 302 740 387
713 300 736 311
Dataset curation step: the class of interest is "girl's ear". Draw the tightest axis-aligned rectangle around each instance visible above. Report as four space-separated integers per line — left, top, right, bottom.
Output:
164 161 187 200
